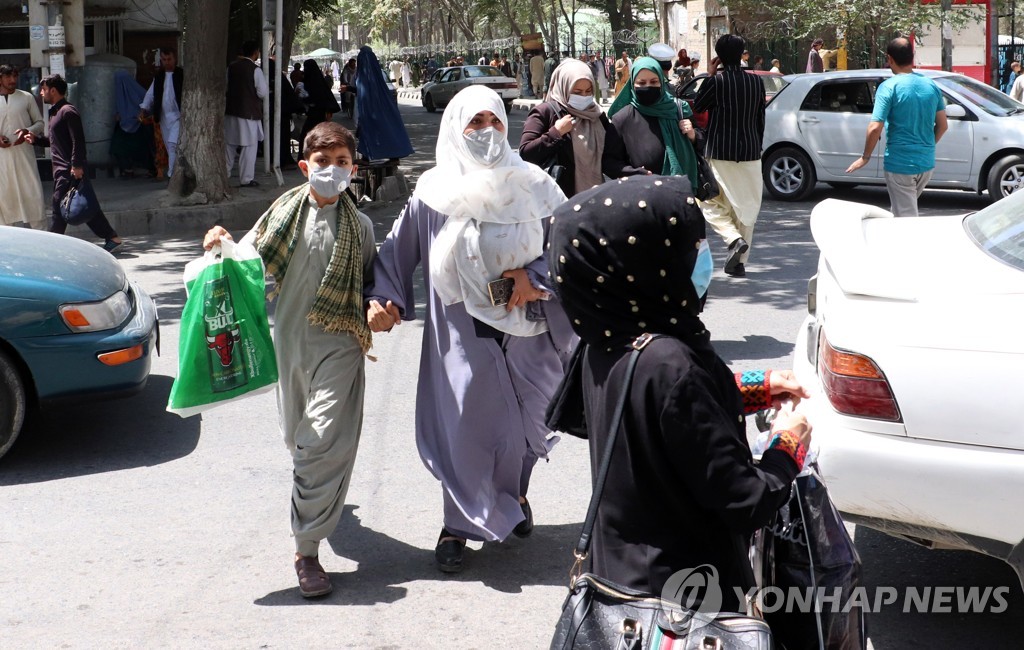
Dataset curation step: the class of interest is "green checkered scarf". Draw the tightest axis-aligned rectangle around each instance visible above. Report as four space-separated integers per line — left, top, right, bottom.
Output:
254 184 372 355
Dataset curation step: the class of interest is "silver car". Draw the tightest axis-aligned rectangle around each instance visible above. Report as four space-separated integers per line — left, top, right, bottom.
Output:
421 65 520 113
762 69 1024 202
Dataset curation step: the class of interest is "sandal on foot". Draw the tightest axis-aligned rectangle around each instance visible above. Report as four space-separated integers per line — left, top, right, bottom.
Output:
294 555 333 597
435 528 466 573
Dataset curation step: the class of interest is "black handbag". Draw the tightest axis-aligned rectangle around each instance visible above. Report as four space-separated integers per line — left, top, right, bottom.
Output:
674 99 720 202
551 333 774 650
59 177 101 226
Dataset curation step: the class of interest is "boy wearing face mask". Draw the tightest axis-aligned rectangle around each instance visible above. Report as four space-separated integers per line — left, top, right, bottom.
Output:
203 122 383 599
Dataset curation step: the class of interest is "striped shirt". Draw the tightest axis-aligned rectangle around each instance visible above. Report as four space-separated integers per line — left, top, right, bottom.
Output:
693 67 765 162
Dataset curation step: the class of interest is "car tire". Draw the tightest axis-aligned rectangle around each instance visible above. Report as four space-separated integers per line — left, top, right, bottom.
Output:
0 348 27 461
763 147 817 201
827 181 859 190
986 154 1024 201
424 93 437 113
503 100 514 113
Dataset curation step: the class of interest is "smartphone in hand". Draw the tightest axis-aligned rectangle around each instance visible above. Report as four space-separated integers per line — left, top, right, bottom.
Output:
487 277 516 307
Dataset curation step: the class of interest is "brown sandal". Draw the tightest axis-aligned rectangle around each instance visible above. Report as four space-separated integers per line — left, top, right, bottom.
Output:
294 555 333 597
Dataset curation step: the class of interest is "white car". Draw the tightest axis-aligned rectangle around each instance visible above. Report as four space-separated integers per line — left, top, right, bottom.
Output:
792 193 1024 589
763 69 1024 203
421 65 520 113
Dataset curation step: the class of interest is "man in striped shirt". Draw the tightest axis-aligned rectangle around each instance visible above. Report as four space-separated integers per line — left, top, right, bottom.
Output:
694 34 766 278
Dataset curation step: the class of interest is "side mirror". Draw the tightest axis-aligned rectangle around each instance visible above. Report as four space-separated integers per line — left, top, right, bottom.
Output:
945 104 967 119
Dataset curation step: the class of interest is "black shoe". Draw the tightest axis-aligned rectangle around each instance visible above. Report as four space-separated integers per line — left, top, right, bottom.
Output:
723 237 749 275
242 180 260 188
725 262 746 278
435 528 465 573
513 498 534 538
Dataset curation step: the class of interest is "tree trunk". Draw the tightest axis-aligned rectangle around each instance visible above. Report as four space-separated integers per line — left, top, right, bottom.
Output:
282 0 301 60
170 0 231 204
499 0 524 38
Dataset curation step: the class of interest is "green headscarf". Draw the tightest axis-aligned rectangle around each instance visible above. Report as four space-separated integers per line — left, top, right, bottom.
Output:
608 56 698 189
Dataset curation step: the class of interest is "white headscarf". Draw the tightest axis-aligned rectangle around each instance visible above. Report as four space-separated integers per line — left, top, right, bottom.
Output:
416 86 567 337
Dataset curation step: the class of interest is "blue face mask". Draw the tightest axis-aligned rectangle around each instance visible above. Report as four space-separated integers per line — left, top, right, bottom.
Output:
691 239 713 298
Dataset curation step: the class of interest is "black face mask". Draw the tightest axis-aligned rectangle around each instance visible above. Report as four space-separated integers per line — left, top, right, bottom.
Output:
634 85 662 106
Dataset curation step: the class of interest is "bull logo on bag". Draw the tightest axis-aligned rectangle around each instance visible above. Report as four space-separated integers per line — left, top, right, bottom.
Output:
203 276 249 393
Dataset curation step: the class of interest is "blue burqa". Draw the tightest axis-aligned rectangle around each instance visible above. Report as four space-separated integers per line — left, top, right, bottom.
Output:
114 70 146 133
355 46 414 160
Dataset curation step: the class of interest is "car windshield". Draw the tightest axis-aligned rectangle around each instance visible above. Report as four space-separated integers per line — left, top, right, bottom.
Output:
964 193 1024 271
465 66 504 78
934 75 1024 116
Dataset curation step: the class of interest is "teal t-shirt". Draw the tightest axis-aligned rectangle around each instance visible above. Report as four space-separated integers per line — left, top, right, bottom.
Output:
871 73 946 175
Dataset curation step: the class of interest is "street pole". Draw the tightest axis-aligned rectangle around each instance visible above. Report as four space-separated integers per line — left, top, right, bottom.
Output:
941 0 953 72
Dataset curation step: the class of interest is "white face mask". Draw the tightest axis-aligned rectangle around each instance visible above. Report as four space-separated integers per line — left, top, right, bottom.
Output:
307 164 351 198
463 126 507 166
567 94 595 111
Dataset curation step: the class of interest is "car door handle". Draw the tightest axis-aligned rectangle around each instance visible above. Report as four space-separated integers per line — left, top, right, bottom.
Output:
800 117 820 124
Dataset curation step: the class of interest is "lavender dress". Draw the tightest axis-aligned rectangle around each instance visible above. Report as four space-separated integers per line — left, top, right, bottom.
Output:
369 197 576 542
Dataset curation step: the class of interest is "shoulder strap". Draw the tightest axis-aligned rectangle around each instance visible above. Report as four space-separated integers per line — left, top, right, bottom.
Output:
571 333 659 571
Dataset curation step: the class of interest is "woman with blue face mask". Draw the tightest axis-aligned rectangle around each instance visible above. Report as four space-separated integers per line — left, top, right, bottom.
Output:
366 86 577 574
546 176 813 614
606 56 701 190
519 59 643 197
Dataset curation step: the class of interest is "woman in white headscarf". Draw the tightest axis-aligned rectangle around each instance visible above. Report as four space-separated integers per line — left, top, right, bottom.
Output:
366 86 575 573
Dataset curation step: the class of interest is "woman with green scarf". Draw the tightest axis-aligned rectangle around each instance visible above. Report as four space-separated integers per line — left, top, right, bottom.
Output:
606 56 700 189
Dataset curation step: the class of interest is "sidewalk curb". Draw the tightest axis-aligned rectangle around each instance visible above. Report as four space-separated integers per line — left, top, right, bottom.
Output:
65 195 275 240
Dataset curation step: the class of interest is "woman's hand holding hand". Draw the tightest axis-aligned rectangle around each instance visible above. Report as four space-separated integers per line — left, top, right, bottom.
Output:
554 114 575 135
679 118 696 142
203 226 233 251
501 268 546 311
768 369 810 409
772 409 812 449
367 299 401 332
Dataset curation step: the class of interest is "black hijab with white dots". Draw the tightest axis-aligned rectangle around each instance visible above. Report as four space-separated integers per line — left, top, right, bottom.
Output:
548 175 712 355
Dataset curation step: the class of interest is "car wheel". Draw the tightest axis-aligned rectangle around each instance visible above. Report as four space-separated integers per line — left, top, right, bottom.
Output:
424 93 437 113
986 154 1024 201
763 147 816 201
0 349 27 460
827 182 859 190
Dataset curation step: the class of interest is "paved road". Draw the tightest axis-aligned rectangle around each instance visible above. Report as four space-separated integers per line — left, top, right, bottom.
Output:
1 99 1020 648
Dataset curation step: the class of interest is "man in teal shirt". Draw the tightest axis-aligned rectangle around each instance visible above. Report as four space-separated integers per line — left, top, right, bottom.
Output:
846 37 947 217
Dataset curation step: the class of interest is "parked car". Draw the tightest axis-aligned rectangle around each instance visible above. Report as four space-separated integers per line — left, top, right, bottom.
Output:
421 65 520 113
0 228 159 460
675 70 787 129
762 69 1024 202
792 193 1024 589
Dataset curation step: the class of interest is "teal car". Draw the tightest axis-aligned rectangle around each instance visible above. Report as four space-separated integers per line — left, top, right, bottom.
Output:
0 228 159 460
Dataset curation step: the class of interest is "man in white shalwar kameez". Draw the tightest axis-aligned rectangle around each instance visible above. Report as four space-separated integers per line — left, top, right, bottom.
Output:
205 122 383 599
225 40 268 187
0 65 45 229
140 48 182 177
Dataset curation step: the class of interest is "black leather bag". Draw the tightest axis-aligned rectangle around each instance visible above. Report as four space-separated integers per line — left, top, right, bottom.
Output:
550 334 773 650
693 153 720 202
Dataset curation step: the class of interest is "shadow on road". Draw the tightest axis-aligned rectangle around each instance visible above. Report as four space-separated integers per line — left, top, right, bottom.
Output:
253 504 581 606
0 374 200 484
854 526 1024 648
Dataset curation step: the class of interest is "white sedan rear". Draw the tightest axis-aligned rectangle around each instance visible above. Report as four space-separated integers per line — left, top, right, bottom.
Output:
792 192 1024 589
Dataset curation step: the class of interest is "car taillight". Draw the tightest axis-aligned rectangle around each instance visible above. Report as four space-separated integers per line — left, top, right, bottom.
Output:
505 82 517 89
818 332 902 422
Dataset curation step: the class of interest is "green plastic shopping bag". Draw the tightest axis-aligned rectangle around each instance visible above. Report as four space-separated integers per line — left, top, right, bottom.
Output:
167 238 278 417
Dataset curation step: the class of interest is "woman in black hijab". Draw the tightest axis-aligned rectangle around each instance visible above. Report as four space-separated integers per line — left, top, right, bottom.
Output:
547 175 811 613
299 59 341 157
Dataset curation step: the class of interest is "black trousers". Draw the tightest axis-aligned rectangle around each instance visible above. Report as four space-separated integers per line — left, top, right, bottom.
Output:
48 174 117 239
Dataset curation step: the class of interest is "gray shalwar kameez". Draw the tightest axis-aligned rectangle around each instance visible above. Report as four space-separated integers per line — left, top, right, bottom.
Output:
368 197 576 543
243 196 376 556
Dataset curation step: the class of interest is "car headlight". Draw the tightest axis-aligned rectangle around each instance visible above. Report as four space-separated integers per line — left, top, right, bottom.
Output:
59 290 131 332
